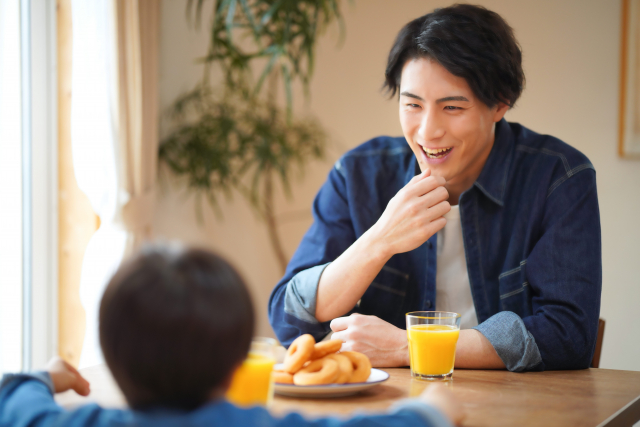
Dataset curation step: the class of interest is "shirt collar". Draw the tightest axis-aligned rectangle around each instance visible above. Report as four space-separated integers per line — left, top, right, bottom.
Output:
472 118 513 207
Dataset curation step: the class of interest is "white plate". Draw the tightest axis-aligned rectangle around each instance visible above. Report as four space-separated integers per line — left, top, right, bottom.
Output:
273 364 390 398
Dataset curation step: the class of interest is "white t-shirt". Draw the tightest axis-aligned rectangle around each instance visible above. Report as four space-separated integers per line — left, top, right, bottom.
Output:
435 205 478 330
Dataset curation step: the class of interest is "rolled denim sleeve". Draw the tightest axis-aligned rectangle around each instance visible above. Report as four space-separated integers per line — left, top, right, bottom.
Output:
283 263 331 324
473 311 543 372
269 161 357 346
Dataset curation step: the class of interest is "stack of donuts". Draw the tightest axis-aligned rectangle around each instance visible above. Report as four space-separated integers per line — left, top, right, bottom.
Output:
274 334 372 386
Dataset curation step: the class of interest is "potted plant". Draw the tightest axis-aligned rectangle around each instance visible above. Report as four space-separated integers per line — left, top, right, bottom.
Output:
159 0 344 272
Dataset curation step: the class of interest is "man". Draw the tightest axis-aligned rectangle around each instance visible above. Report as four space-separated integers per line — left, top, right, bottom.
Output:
268 4 601 372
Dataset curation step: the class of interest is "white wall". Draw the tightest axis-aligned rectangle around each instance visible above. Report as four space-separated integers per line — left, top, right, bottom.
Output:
158 0 640 370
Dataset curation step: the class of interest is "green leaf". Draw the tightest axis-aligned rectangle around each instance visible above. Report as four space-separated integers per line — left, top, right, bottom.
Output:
225 0 237 42
163 0 340 242
187 0 207 29
259 0 283 29
281 63 292 121
254 46 281 95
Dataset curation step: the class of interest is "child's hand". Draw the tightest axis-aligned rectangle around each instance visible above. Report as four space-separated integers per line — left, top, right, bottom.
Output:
46 356 91 396
419 383 465 426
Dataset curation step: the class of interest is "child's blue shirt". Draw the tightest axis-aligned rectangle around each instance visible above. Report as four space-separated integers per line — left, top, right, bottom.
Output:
0 372 451 427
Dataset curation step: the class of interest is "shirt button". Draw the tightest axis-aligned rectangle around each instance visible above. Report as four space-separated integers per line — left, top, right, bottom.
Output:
425 300 432 308
427 241 433 248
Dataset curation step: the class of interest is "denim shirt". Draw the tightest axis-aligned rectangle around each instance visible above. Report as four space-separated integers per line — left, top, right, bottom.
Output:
268 119 602 372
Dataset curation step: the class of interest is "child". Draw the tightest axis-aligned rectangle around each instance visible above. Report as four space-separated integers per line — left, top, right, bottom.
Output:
0 246 463 426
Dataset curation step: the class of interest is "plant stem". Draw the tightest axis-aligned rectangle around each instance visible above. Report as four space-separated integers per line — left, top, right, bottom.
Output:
263 168 288 274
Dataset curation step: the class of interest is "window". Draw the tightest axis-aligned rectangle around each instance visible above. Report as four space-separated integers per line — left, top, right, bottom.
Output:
0 0 57 374
0 0 23 374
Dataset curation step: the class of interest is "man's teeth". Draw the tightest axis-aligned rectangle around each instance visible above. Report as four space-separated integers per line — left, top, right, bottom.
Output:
422 146 452 157
423 147 450 154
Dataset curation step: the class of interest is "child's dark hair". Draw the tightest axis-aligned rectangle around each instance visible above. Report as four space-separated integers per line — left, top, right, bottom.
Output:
384 4 524 108
99 246 254 411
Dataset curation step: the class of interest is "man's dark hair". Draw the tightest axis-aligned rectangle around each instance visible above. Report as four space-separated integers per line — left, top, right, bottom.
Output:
99 246 254 411
384 4 524 108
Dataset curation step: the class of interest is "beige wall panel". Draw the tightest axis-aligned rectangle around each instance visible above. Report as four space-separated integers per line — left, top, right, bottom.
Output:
157 0 640 370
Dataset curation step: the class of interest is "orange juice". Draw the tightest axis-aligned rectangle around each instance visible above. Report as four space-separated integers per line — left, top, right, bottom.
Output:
407 324 460 376
226 352 276 406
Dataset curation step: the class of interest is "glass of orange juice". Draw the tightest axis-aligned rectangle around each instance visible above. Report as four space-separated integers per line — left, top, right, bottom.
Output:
406 311 461 381
226 337 277 406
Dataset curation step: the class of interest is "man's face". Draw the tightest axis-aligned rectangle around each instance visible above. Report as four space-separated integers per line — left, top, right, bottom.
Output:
399 57 508 195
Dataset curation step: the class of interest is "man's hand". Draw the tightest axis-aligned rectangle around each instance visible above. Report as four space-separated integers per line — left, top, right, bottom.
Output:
315 169 449 323
419 383 465 426
46 356 90 396
322 170 502 370
330 314 410 367
368 168 450 258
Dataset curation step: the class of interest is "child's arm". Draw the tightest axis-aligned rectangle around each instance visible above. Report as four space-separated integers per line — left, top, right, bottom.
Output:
238 383 463 427
328 383 463 427
0 357 130 427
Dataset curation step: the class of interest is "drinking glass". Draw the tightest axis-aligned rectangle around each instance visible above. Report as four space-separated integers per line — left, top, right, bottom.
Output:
406 311 461 381
226 337 277 406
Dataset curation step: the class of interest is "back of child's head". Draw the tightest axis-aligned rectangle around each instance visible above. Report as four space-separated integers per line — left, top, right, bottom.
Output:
99 245 254 411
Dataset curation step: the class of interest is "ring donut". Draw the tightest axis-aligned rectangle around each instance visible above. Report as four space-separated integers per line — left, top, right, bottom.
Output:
310 339 343 360
273 369 294 384
293 358 340 385
325 353 353 384
341 351 372 383
283 334 315 373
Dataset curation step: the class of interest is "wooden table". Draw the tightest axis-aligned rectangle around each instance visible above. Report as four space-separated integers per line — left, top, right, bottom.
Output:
55 364 640 427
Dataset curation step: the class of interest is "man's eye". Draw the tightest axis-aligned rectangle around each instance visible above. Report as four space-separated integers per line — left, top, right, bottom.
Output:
406 104 420 108
444 106 460 110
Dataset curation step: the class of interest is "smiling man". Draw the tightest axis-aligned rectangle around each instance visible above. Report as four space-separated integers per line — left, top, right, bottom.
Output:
268 4 602 372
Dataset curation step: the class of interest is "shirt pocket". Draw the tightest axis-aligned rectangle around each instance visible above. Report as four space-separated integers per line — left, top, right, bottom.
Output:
498 263 532 317
359 265 410 327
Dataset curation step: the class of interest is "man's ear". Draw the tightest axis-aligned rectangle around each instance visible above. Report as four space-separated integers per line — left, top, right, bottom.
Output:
493 102 509 122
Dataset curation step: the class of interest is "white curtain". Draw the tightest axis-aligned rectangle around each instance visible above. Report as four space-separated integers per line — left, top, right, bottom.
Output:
71 0 126 368
71 0 159 368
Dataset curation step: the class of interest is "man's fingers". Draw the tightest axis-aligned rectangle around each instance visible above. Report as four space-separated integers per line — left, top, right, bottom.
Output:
428 200 452 218
416 185 449 210
408 175 446 198
409 168 431 184
338 340 355 352
425 217 447 236
330 331 357 352
330 330 346 342
330 317 350 332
